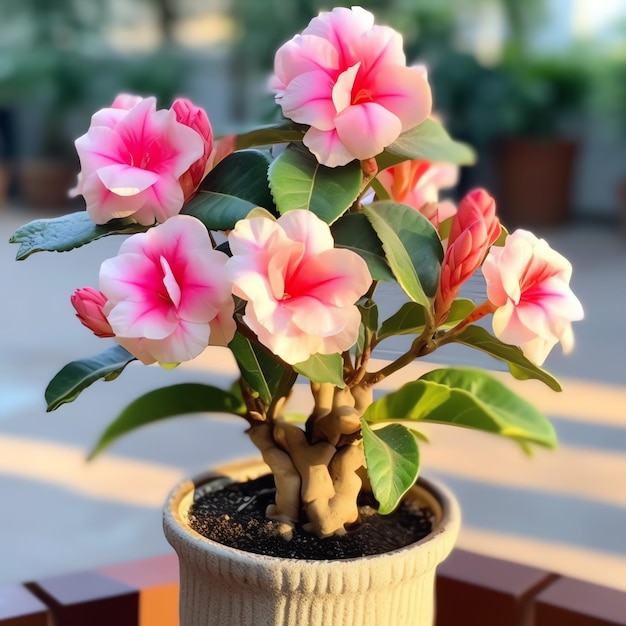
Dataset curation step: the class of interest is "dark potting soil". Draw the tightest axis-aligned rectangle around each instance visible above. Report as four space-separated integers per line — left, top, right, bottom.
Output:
188 474 434 560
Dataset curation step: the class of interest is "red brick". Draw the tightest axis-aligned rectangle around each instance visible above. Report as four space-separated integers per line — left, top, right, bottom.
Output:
28 570 137 626
99 553 179 626
0 585 50 626
535 576 626 626
436 549 555 626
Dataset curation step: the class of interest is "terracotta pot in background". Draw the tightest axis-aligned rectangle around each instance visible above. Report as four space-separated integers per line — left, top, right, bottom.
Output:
18 159 78 210
495 137 579 228
163 458 461 626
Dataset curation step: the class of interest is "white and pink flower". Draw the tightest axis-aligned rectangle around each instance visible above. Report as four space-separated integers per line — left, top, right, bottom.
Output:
271 6 432 167
226 210 372 364
98 215 235 365
72 95 206 225
482 229 584 365
377 159 459 229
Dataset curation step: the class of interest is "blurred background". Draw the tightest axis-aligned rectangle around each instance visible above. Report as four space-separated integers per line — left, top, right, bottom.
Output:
1 0 625 592
1 0 626 225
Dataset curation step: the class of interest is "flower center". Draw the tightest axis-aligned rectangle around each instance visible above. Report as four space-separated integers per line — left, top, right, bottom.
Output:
352 88 374 105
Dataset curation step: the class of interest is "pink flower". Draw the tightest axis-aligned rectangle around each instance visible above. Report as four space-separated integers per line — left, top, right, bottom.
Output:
482 229 584 366
377 159 459 229
435 189 501 323
171 97 214 201
226 210 372 364
99 215 236 365
271 6 432 167
72 96 205 225
71 287 114 338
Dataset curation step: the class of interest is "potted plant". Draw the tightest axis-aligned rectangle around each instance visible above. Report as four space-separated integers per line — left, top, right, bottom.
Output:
9 7 583 626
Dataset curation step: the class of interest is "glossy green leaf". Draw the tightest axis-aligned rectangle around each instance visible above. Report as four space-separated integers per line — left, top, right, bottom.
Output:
331 213 394 281
234 122 305 150
45 345 136 411
229 332 296 406
378 299 475 342
89 383 246 459
268 143 362 223
198 150 276 212
293 353 344 387
377 119 477 171
362 367 557 450
10 212 149 260
361 420 420 514
182 191 258 231
452 325 562 391
363 201 443 306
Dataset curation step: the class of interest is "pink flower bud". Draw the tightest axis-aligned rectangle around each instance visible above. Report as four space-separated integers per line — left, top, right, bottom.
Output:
71 287 115 338
448 189 500 248
172 98 214 201
434 189 501 323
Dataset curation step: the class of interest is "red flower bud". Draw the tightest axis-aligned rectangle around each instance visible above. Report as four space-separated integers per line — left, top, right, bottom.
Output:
434 189 501 324
172 98 214 201
71 287 114 338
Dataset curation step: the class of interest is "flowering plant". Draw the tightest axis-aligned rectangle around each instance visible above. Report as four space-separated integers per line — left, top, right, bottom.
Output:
11 6 583 539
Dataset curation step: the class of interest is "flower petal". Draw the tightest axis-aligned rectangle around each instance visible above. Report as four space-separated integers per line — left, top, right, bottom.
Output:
335 102 402 160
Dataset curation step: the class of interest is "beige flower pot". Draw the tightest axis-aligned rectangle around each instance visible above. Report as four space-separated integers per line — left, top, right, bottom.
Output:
163 458 461 626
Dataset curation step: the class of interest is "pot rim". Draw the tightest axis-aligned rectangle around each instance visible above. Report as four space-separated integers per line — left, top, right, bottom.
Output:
163 457 461 568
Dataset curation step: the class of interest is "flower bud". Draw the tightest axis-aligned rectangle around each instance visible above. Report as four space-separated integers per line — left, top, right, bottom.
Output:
172 98 214 201
434 189 501 323
71 287 114 338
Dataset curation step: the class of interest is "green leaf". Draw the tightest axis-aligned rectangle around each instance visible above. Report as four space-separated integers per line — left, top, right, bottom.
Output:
229 332 296 406
377 119 477 171
331 213 394 281
293 353 345 387
10 212 149 260
182 191 258 231
234 122 305 150
268 143 362 223
199 150 276 213
363 201 443 306
361 420 420 514
452 325 562 391
362 367 557 450
89 383 246 459
378 299 475 342
45 346 137 411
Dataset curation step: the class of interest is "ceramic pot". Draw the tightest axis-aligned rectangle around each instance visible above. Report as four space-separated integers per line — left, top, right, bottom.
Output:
163 458 461 626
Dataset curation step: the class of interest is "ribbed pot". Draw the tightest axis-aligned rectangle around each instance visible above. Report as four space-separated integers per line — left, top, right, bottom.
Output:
163 458 461 626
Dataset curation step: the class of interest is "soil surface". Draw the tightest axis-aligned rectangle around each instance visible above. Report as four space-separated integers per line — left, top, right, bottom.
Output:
188 474 434 560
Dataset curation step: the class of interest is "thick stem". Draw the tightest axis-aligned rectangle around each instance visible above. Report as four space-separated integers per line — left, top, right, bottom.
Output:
249 386 372 539
327 442 365 531
308 386 360 446
247 424 300 538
